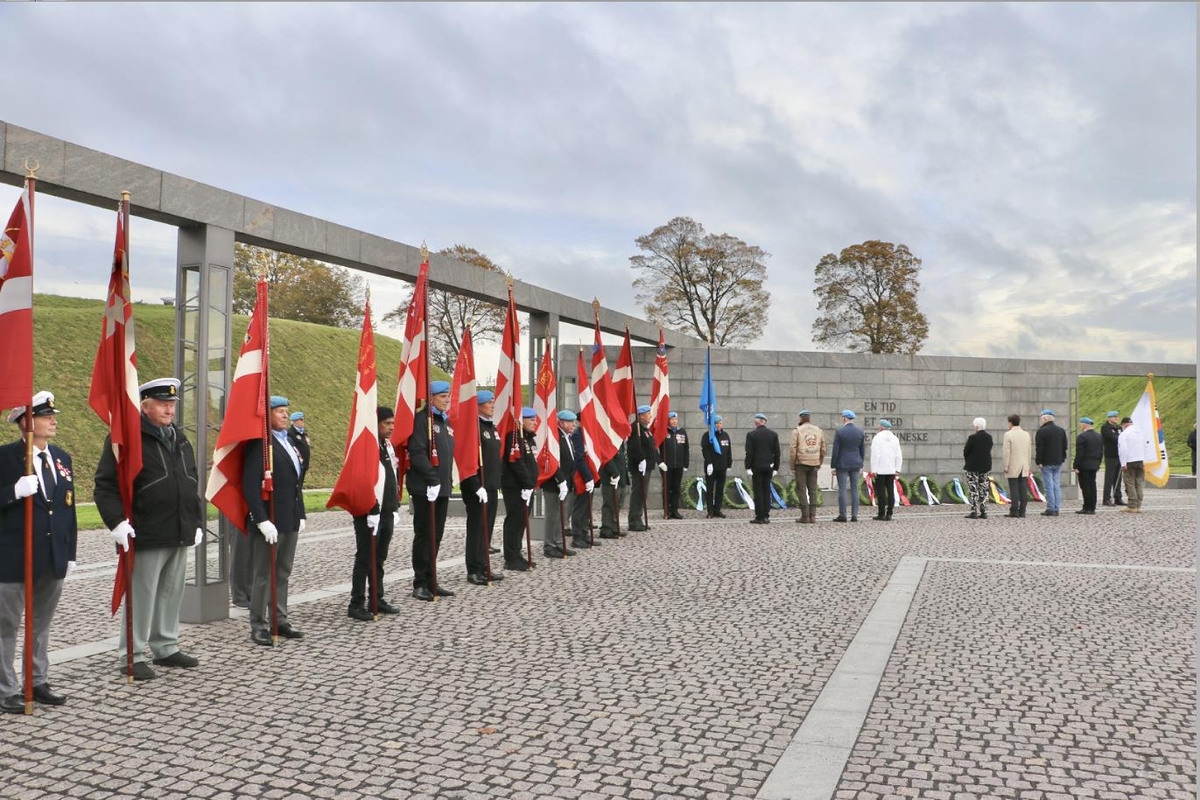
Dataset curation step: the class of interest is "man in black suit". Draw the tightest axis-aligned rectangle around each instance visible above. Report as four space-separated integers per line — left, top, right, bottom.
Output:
659 412 690 519
0 391 77 711
407 381 455 601
626 405 658 531
543 411 578 559
568 418 597 550
347 406 402 621
242 395 307 646
462 391 504 586
501 408 538 570
701 416 733 518
745 412 781 524
286 411 311 486
1072 417 1103 515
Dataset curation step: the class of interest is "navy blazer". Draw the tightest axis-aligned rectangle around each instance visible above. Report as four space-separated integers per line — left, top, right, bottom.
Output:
242 435 306 535
569 427 593 483
0 440 78 583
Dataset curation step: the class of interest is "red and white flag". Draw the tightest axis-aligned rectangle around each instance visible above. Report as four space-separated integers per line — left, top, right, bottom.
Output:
449 326 480 483
576 349 611 474
390 258 429 454
649 327 670 447
0 185 34 410
495 285 522 457
88 205 144 614
612 328 636 425
533 341 559 485
327 295 386 517
206 280 270 532
591 317 631 440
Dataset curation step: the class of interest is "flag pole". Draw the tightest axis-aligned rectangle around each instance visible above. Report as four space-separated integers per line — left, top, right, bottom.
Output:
523 501 534 570
367 287 379 620
471 320 492 585
421 243 439 602
21 162 38 714
258 273 278 646
120 190 135 683
587 491 595 547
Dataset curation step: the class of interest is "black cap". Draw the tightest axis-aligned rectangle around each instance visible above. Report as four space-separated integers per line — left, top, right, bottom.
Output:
377 406 395 423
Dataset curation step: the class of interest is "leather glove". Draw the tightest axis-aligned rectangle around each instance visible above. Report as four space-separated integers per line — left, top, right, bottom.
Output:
13 474 39 499
67 560 76 576
706 464 713 476
585 480 594 493
393 511 400 525
298 519 306 533
367 513 380 533
475 487 488 503
520 488 533 503
746 469 753 477
194 528 204 547
658 462 668 473
111 519 136 552
425 484 440 502
609 476 619 487
257 520 279 544
558 482 568 501
638 460 646 475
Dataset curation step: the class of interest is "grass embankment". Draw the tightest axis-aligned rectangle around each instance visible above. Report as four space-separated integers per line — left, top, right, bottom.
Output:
1078 375 1195 469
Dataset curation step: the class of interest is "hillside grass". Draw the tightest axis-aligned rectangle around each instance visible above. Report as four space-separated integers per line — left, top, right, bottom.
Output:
1078 375 1195 471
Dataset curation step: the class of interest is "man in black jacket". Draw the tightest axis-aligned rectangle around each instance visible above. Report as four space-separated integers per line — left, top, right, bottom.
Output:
598 441 628 539
1034 409 1069 517
347 406 402 621
286 411 310 486
745 413 781 523
462 391 504 586
701 416 732 518
242 395 307 645
1100 411 1125 506
407 381 455 601
626 405 658 531
1073 416 1103 515
0 391 76 711
568 420 596 550
501 408 538 569
95 378 204 677
659 412 689 519
543 411 578 559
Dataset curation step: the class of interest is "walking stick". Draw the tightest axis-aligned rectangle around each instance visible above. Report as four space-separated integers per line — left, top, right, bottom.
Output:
523 499 534 570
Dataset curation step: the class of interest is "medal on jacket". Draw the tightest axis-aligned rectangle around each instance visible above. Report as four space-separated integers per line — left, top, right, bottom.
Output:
65 490 73 507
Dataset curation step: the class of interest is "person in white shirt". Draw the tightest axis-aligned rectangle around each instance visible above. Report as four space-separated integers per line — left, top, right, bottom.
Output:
1116 416 1148 512
869 420 903 521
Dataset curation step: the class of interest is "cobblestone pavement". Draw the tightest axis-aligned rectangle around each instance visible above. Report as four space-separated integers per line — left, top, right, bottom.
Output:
2 489 1194 799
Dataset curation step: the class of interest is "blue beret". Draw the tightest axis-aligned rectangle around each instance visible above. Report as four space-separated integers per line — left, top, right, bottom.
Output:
289 411 304 422
1080 417 1093 425
557 410 577 422
798 409 811 416
713 415 723 423
476 389 495 404
879 419 892 429
842 409 856 419
521 406 537 419
430 380 451 395
637 405 651 414
754 412 767 420
1106 410 1119 418
270 396 289 409
1040 409 1055 417
668 411 678 419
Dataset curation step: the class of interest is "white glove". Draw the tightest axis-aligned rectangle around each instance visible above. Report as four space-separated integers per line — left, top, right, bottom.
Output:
772 470 777 477
525 490 534 507
393 511 400 525
111 519 136 552
257 520 278 544
638 460 647 475
609 476 619 487
67 560 76 576
476 487 488 503
425 484 440 502
706 464 713 476
367 513 380 533
683 467 688 472
658 463 668 473
13 474 38 499
194 528 204 547
558 482 568 501
298 519 306 533
520 488 533 503
585 480 594 493
746 469 753 477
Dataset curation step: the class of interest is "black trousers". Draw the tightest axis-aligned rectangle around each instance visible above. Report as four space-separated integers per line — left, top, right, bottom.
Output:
706 470 726 515
351 512 394 607
571 491 592 540
464 487 498 575
411 496 449 590
1078 469 1098 512
501 484 528 562
873 473 895 517
1007 476 1028 516
628 472 649 529
1103 457 1124 503
667 468 684 513
752 469 773 520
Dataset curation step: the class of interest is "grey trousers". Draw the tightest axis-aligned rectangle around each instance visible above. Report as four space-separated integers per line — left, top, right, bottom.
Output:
249 528 299 634
599 481 624 536
542 487 573 554
0 572 63 696
571 491 593 540
117 545 188 663
229 528 253 606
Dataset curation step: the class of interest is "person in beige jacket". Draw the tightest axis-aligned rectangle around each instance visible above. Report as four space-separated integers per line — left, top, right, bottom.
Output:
1002 413 1032 518
790 410 826 524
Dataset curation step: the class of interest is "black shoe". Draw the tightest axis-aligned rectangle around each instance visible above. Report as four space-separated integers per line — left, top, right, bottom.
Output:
1103 499 1114 507
626 526 647 532
467 573 489 586
1041 510 1054 516
571 539 592 549
832 516 847 523
250 631 273 647
669 512 683 520
433 586 455 597
586 538 601 547
714 512 727 519
348 605 374 621
980 511 987 519
32 683 65 705
412 586 434 601
965 512 979 519
873 515 886 521
276 624 304 640
1007 512 1019 518
850 517 859 522
487 572 505 582
1114 500 1126 506
504 560 529 571
489 547 501 554
376 600 401 614
0 694 22 713
543 550 565 559
749 518 764 524
152 651 199 669
599 532 620 539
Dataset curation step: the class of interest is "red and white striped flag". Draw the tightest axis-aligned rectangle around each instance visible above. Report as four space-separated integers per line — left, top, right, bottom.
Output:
494 285 522 458
0 184 34 410
649 327 670 447
327 294 386 516
206 280 270 532
612 328 636 426
591 317 631 440
88 204 144 614
449 326 480 483
576 349 611 474
533 341 559 485
390 258 429 454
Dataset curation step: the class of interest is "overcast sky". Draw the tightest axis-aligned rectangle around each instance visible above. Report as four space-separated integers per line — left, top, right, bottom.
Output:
1 2 1195 367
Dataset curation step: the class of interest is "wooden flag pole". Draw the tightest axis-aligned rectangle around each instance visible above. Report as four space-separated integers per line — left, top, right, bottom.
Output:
22 163 38 714
120 191 135 683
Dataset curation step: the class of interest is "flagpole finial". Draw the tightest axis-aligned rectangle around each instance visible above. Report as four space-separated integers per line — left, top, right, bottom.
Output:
1147 372 1154 379
420 241 429 262
591 298 600 319
120 190 131 202
23 159 39 179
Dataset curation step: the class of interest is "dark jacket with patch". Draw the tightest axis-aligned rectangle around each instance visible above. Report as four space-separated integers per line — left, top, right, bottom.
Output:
0 441 77 582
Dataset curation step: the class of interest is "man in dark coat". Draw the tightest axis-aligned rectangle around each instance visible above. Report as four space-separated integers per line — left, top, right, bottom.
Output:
347 406 402 621
1100 411 1125 506
242 395 307 645
407 381 455 601
462 391 504 586
95 378 204 678
568 420 596 550
286 411 311 486
1034 409 1069 516
659 412 689 519
598 440 628 539
701 416 732 518
543 411 578 559
0 392 76 711
744 412 781 524
501 408 538 570
1072 416 1103 515
626 405 658 531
